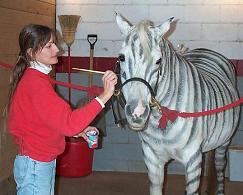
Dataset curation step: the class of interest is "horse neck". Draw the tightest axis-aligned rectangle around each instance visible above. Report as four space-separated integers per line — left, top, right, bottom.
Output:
157 39 195 109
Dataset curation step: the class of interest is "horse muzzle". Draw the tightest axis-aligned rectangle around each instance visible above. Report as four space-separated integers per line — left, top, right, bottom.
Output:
124 103 150 131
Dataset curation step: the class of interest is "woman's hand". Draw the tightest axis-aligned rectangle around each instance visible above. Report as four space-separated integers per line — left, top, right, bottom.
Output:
74 126 99 138
98 70 118 104
73 126 99 148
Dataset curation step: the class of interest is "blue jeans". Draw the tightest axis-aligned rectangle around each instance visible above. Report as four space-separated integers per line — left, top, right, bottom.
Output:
14 155 56 195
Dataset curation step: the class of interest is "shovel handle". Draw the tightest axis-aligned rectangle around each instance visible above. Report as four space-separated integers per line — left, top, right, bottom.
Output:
87 34 97 49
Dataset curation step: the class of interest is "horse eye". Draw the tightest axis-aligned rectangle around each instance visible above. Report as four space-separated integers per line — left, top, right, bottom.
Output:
156 58 161 65
121 71 127 80
118 54 125 62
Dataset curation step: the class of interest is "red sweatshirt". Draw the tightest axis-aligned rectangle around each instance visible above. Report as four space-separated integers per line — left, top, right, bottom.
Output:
8 68 103 162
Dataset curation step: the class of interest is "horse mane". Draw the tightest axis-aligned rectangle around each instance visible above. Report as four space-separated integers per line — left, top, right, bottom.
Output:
135 20 154 63
134 20 175 66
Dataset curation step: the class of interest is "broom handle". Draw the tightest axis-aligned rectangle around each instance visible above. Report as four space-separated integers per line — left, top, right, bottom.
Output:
68 46 71 104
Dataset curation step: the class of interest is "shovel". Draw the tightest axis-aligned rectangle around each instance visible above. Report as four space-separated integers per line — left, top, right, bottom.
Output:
87 34 98 98
87 34 107 142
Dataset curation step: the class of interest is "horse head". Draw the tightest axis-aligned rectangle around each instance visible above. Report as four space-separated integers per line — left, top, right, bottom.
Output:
115 13 173 131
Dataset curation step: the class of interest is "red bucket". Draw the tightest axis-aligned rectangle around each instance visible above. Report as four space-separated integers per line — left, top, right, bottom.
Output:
56 137 94 177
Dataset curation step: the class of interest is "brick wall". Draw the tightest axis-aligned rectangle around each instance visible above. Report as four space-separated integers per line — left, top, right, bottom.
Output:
56 0 243 59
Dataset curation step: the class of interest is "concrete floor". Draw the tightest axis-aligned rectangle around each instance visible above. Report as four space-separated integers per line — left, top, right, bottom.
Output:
55 171 243 195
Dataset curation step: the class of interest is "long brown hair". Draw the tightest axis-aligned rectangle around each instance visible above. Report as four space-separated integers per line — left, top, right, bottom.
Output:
7 24 55 108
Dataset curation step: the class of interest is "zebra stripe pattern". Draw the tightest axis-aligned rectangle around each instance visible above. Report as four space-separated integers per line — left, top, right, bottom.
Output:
116 13 240 195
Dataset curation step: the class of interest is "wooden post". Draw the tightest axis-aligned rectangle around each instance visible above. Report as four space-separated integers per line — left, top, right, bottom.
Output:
206 150 216 195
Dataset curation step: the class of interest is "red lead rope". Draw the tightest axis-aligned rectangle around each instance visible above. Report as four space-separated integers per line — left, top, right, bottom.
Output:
159 98 243 129
51 80 103 98
0 61 103 98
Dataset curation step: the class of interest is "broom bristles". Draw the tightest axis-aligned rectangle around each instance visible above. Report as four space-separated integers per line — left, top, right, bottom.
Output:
59 15 81 47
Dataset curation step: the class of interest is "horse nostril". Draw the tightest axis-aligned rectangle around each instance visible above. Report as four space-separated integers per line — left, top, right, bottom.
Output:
125 104 132 116
125 102 149 119
132 100 146 118
132 117 143 123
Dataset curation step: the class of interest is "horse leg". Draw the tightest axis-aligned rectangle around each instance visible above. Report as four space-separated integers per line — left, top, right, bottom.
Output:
215 141 230 195
147 162 166 195
184 150 203 195
142 144 168 195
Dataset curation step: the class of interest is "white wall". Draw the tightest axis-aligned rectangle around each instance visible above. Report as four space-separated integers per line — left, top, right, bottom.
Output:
56 0 243 59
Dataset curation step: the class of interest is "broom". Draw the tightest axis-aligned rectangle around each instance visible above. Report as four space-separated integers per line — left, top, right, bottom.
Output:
58 15 81 104
58 15 81 47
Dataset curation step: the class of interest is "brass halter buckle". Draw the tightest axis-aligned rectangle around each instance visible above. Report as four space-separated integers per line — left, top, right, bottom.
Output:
150 96 162 113
113 89 121 97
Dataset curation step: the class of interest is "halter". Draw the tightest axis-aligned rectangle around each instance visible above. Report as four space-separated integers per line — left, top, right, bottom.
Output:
114 77 155 97
111 59 163 128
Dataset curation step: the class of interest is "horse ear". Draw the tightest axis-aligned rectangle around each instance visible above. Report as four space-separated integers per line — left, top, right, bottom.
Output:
115 12 133 36
156 17 174 37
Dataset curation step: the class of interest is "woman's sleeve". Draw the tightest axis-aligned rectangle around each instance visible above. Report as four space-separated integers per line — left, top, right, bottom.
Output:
32 79 103 137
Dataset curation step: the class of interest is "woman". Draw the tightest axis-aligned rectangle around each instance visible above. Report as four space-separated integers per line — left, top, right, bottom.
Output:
7 24 117 195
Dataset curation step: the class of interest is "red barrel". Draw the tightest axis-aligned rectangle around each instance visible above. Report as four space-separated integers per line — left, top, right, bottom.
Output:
56 137 94 177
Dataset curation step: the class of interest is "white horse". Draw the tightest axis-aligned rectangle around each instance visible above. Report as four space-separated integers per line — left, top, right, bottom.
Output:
115 13 240 195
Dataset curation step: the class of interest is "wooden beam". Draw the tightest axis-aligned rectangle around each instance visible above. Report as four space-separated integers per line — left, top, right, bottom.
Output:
0 7 55 27
0 23 22 39
38 0 55 5
206 150 217 195
0 54 18 65
0 0 56 186
0 39 19 55
0 0 55 16
0 69 10 111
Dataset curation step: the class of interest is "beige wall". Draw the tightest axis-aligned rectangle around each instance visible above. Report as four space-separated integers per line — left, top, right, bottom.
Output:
0 0 55 192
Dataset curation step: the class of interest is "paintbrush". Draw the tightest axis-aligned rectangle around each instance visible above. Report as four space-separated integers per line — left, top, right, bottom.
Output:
72 67 105 75
72 67 120 75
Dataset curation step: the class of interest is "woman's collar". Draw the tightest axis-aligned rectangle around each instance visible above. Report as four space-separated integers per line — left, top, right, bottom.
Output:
29 61 52 74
